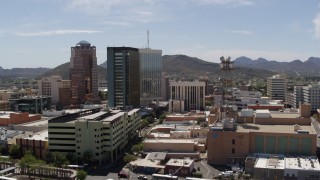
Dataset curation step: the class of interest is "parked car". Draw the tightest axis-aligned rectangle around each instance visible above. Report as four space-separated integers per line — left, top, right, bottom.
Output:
219 171 233 178
118 171 129 178
138 174 148 179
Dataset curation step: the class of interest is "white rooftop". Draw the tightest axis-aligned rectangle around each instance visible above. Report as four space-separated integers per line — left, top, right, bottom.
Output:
285 157 320 171
23 130 48 141
166 158 194 167
255 157 285 169
144 138 194 143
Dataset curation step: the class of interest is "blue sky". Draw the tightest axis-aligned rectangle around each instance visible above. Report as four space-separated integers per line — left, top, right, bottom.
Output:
0 0 320 68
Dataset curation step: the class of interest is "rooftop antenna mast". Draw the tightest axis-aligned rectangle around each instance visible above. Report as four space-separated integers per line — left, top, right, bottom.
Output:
147 30 150 49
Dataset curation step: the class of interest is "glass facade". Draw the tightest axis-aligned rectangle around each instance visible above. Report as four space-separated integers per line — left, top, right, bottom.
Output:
107 47 140 108
139 49 162 106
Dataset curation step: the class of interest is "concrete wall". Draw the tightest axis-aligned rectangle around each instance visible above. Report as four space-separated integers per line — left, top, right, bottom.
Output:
253 168 284 180
0 112 41 126
144 142 195 152
207 131 317 164
254 117 311 125
207 131 250 164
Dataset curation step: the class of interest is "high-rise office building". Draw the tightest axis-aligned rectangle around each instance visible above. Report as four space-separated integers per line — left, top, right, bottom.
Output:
70 40 98 105
139 48 162 106
161 72 170 101
267 74 287 101
107 47 140 108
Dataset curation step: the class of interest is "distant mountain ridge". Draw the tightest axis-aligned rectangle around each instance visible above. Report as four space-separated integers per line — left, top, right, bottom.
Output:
0 66 49 77
39 62 107 80
234 56 320 75
162 55 274 77
3 55 320 78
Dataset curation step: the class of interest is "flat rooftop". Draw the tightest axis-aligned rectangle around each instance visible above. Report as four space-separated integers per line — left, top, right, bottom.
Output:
270 111 300 118
102 112 125 122
0 111 38 119
130 158 165 169
166 158 194 167
20 119 48 127
23 130 48 141
237 123 316 134
255 157 285 169
83 111 108 120
144 138 194 143
285 157 320 170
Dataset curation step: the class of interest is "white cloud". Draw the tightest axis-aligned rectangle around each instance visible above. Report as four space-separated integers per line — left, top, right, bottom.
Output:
14 29 102 37
313 14 320 39
66 0 152 14
191 0 255 6
225 29 254 35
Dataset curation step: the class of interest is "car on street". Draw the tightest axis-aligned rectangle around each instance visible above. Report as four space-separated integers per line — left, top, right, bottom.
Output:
118 171 129 178
138 175 148 179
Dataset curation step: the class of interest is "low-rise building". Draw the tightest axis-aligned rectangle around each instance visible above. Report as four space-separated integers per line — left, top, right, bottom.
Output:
245 154 320 180
9 96 51 114
16 130 48 160
207 104 317 165
0 112 41 126
0 101 9 111
164 158 194 176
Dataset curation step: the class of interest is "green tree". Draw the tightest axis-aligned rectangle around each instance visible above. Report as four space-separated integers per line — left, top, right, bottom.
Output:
123 154 137 163
9 144 21 159
141 119 149 128
19 151 45 178
159 112 167 124
46 152 70 167
197 117 206 125
76 170 87 180
82 151 93 165
131 143 144 153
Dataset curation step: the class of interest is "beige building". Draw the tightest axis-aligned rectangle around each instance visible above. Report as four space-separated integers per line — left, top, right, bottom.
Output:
207 104 317 165
168 99 185 113
144 124 208 154
267 74 287 101
0 89 28 101
48 108 140 164
245 154 320 180
170 81 205 111
38 76 71 108
16 130 48 160
0 101 9 111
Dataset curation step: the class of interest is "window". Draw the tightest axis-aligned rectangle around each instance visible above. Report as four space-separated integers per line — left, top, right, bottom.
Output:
232 148 235 154
232 139 235 145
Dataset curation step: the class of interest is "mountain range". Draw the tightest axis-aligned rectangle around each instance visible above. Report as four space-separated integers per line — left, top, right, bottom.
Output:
0 66 49 77
233 56 320 76
1 55 320 78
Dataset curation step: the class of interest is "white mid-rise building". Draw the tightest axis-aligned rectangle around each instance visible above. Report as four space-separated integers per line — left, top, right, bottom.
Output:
294 85 304 108
267 74 287 101
303 83 320 111
170 81 205 111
